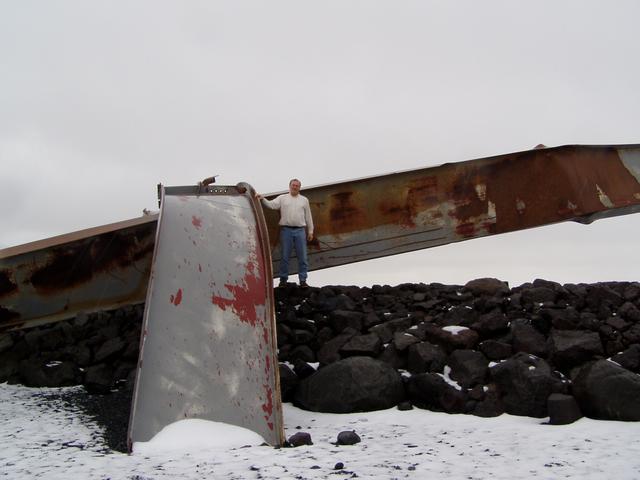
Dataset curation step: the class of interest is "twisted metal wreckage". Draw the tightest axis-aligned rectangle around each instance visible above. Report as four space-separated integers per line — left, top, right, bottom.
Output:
1 144 639 449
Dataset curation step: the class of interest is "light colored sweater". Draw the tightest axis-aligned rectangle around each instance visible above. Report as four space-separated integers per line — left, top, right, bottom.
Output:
261 193 314 235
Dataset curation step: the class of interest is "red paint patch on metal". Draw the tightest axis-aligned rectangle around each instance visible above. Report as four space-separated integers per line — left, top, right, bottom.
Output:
261 385 274 430
170 288 183 306
191 216 202 229
211 260 265 327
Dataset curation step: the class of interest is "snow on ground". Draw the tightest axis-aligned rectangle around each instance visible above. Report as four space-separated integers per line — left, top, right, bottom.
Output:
1 383 639 479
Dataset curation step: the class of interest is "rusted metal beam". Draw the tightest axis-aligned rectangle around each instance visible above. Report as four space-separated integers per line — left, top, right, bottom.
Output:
266 144 640 273
0 216 157 332
2 144 639 331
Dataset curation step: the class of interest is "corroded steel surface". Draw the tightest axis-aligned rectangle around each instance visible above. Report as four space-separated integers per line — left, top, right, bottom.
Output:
264 144 640 274
2 144 639 331
128 183 283 448
0 217 157 332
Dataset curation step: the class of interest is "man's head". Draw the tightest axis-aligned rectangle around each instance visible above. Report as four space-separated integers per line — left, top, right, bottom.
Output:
289 178 301 196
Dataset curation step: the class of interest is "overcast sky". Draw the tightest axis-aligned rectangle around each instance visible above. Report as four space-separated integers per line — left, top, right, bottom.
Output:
1 1 639 288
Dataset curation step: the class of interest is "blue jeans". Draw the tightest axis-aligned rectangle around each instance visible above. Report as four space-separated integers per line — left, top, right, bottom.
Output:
279 227 308 282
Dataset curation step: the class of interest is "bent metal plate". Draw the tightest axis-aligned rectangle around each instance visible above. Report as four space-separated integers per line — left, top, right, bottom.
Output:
128 184 283 449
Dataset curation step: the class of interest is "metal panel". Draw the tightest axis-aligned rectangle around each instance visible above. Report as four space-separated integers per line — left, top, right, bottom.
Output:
127 184 283 449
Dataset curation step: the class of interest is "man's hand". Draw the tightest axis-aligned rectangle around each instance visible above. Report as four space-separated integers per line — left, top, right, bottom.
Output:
255 193 263 200
307 232 314 241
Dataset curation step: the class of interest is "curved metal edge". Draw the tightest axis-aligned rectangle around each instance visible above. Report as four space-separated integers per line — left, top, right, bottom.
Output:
126 186 169 453
237 181 285 447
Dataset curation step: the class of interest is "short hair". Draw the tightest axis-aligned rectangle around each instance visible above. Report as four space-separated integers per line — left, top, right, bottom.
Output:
289 178 301 186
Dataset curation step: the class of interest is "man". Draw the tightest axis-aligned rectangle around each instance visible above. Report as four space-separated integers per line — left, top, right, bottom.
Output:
257 179 314 287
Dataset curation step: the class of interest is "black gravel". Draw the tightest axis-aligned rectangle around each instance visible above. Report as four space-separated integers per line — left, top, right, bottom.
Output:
35 384 133 453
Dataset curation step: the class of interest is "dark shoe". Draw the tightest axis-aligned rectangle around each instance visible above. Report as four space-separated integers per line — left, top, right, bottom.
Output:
278 279 287 287
299 281 309 288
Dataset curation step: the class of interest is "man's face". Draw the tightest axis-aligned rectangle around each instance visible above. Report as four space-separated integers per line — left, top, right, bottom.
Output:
289 180 301 196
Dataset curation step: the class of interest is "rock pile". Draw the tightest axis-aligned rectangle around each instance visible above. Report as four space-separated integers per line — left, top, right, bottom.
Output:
0 306 143 393
276 278 640 422
2 278 640 423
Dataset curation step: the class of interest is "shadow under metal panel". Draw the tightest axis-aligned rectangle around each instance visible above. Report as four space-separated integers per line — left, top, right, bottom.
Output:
127 184 283 450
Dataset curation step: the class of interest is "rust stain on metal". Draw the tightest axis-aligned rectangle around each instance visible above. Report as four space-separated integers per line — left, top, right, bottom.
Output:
329 191 367 232
447 169 488 223
378 176 439 227
0 269 18 297
1 218 156 331
471 146 639 233
28 228 155 295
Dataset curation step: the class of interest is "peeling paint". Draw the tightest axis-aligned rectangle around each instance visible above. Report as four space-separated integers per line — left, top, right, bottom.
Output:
211 260 264 327
170 288 183 306
596 184 614 208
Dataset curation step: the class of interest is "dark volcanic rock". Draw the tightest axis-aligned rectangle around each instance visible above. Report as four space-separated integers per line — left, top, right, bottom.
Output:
511 320 548 358
288 432 313 447
541 307 581 330
377 343 407 370
547 393 582 425
336 430 361 445
618 302 640 322
489 352 564 418
393 331 421 351
549 329 604 370
292 359 316 379
369 318 413 344
472 384 504 417
420 324 479 352
94 337 127 363
447 349 489 388
317 328 358 365
479 340 512 360
278 364 299 402
521 286 557 305
572 359 640 421
406 372 467 413
340 333 383 357
441 305 478 327
294 356 405 413
471 311 510 337
19 359 78 387
464 278 510 297
407 342 446 374
329 310 364 333
84 363 115 394
611 345 640 373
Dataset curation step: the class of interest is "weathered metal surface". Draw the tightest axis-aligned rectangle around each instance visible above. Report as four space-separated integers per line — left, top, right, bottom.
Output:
264 144 640 274
128 183 283 449
0 216 157 332
2 144 639 331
